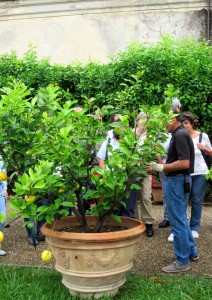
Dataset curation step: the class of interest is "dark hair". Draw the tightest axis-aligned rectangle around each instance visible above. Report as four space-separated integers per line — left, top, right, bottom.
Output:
113 131 120 140
180 111 199 129
172 110 181 122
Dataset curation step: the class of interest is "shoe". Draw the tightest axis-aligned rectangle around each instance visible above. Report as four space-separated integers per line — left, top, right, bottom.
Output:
36 233 45 242
168 233 174 243
192 230 199 239
4 223 10 228
158 219 170 228
162 262 191 273
145 224 154 237
27 237 39 246
190 254 199 262
0 249 6 256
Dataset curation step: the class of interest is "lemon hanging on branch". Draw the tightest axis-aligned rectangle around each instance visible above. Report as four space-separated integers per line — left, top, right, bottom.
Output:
0 172 7 181
41 250 52 263
0 231 4 243
25 195 36 203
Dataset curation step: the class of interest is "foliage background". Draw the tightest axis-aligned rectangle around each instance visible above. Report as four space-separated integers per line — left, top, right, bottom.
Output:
0 36 211 135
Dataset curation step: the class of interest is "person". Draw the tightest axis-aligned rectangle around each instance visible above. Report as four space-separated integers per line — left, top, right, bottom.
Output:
158 98 181 232
135 112 155 237
148 111 198 273
171 98 181 112
0 158 8 256
97 122 137 218
180 112 212 238
107 114 121 139
25 198 49 246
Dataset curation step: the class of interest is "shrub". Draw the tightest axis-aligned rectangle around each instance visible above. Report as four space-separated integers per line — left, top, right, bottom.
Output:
0 36 211 134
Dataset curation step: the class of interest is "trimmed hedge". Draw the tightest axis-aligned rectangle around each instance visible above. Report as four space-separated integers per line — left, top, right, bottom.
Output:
0 36 211 134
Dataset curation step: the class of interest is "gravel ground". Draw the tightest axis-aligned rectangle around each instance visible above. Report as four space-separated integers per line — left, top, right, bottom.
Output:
1 203 212 276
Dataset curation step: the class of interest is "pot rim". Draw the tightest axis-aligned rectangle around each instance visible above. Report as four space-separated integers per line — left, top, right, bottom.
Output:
41 216 146 242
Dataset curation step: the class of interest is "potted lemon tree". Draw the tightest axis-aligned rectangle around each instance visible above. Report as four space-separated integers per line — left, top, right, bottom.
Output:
0 82 172 298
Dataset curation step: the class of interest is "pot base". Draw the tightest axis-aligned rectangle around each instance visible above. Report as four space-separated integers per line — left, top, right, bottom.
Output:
62 275 125 299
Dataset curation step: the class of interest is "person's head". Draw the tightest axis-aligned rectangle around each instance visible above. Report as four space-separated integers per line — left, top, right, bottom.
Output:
110 114 121 123
172 98 181 112
136 111 147 127
91 112 103 122
180 111 198 132
136 112 147 123
135 111 148 135
165 110 181 133
109 114 122 140
74 105 83 113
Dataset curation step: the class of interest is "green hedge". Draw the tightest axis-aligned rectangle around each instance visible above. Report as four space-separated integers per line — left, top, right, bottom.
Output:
0 36 211 134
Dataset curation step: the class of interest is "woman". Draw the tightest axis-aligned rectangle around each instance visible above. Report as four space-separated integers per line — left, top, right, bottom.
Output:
0 158 8 256
181 111 212 238
135 112 155 237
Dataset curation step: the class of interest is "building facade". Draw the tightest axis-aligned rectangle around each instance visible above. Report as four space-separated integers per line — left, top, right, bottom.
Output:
0 0 211 63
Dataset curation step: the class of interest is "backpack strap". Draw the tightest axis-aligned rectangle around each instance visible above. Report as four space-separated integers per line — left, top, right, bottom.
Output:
199 132 202 143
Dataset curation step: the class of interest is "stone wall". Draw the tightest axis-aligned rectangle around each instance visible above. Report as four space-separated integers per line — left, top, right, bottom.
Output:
0 0 209 63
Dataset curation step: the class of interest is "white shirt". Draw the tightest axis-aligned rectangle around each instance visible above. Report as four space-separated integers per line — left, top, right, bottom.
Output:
191 133 211 176
97 137 119 161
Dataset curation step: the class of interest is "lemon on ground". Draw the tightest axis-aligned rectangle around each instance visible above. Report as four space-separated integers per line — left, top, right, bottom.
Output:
0 172 7 181
41 250 52 263
25 195 36 203
0 231 4 243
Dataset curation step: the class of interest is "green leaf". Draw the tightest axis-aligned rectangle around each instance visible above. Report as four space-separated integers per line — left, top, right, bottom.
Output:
46 215 52 224
58 209 70 216
0 213 6 224
34 181 46 189
62 202 75 208
130 183 141 190
111 215 121 223
36 206 49 213
120 201 127 209
26 221 35 229
22 213 32 218
10 199 25 210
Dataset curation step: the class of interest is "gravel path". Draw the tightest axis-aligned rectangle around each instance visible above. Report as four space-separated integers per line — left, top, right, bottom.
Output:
1 203 212 276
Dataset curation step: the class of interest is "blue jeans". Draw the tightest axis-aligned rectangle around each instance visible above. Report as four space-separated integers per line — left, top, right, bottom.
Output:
0 184 6 232
189 175 208 232
164 175 198 265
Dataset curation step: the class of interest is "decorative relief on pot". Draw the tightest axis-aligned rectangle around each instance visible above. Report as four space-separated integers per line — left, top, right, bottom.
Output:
85 249 120 267
54 248 70 269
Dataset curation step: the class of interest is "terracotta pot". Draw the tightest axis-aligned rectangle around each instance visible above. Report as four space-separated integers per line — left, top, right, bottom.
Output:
152 182 163 203
41 216 145 299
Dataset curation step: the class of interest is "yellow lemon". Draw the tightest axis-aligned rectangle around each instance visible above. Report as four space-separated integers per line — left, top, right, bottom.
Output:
0 172 7 181
41 250 52 263
0 231 4 243
25 195 36 203
58 189 65 193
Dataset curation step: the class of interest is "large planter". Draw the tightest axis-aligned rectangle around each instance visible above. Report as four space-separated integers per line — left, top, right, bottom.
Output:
41 216 145 299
